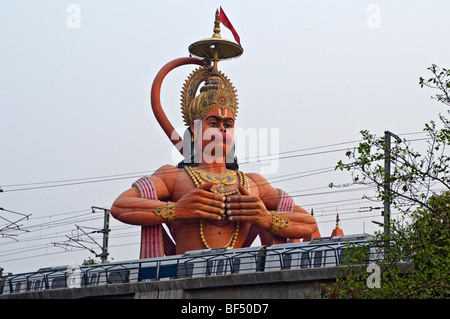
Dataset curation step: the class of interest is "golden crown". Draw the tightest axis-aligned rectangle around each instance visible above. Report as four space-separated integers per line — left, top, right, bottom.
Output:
180 68 238 126
180 9 242 126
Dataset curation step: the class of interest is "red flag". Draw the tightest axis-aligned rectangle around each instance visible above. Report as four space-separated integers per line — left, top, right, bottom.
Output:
219 7 241 46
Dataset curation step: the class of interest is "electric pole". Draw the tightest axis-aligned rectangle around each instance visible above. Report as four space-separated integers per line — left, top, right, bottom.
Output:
91 206 110 263
383 131 391 240
383 131 401 256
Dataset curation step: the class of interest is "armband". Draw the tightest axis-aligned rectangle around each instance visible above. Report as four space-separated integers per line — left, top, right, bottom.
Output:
153 201 176 222
269 211 291 234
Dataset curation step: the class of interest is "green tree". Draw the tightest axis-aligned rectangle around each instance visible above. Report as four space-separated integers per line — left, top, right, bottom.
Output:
320 191 449 299
419 64 450 107
322 65 450 298
82 257 100 266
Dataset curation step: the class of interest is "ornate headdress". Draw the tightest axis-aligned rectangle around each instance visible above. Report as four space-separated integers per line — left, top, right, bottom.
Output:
180 69 238 126
180 9 243 126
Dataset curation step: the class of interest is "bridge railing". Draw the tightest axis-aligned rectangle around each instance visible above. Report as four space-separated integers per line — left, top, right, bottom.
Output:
1 240 382 295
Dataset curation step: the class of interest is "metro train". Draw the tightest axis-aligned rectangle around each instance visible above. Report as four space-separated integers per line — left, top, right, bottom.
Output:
0 233 380 295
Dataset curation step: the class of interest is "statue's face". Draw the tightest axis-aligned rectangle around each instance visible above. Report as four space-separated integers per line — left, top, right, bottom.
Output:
191 107 235 163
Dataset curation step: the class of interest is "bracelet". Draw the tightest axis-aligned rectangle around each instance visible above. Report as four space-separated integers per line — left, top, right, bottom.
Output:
153 201 176 222
269 211 291 234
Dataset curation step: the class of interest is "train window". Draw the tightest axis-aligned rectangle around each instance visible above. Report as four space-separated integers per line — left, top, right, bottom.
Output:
14 282 22 293
322 249 337 267
206 260 213 276
181 262 194 278
300 252 310 269
256 251 266 272
176 262 193 279
89 273 98 285
51 276 67 289
313 251 322 268
33 279 42 291
26 280 32 292
216 260 224 275
232 258 241 274
283 253 292 270
338 248 349 265
81 273 87 286
108 270 130 284
159 264 178 279
139 267 157 281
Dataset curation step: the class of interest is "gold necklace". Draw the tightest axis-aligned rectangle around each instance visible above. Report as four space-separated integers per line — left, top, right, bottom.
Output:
184 166 248 249
185 166 247 195
189 167 236 194
191 167 237 185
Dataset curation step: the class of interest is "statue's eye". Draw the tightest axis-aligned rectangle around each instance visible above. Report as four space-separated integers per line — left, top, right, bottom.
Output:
209 121 218 127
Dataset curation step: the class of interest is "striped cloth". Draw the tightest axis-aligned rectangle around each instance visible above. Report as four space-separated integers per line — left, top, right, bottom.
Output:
132 177 175 258
272 189 295 244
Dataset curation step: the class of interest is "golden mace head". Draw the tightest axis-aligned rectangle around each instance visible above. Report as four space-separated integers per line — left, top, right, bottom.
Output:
188 9 243 71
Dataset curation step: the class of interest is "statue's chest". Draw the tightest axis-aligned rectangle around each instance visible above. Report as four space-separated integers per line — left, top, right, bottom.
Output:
183 166 247 196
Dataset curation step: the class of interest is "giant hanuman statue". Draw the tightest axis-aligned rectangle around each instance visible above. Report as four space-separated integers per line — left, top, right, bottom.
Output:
111 9 319 258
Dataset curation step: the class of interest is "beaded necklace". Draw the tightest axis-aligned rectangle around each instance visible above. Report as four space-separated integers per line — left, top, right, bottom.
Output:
184 166 247 249
184 166 247 195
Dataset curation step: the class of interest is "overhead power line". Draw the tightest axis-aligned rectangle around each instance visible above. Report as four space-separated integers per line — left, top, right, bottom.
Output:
0 132 433 266
0 138 366 192
0 132 430 193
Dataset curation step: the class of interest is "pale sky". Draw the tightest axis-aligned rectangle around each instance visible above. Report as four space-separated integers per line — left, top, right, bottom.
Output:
1 0 449 274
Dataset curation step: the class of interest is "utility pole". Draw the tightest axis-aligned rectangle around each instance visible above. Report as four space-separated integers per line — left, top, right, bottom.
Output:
383 131 391 240
91 206 110 263
383 131 401 256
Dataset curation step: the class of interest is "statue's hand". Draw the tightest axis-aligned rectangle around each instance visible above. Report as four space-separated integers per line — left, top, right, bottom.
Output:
175 182 226 221
226 185 272 230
